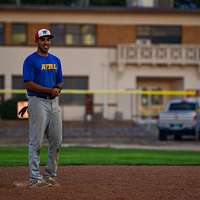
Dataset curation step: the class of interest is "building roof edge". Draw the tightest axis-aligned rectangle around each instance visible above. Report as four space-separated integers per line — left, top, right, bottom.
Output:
0 5 200 15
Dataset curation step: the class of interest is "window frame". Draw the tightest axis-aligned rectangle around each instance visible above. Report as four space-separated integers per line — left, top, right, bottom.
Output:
80 24 96 46
11 75 26 98
0 23 5 45
51 23 96 47
136 25 182 44
11 23 27 46
51 24 66 46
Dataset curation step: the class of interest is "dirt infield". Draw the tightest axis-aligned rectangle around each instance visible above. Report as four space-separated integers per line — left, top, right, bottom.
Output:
1 166 200 200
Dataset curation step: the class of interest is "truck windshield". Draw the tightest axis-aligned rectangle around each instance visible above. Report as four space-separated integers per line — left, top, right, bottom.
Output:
169 102 197 111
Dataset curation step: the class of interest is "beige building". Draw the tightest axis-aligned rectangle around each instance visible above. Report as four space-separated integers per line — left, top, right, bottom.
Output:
0 5 200 121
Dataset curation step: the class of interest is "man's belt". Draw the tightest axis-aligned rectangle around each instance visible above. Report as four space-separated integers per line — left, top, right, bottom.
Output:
36 95 56 100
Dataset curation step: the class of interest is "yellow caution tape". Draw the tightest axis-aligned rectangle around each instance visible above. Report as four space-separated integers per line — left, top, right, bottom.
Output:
0 89 26 94
0 89 196 96
63 89 196 96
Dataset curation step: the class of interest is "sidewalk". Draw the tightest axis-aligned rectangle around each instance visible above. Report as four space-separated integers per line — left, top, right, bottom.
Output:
62 142 200 151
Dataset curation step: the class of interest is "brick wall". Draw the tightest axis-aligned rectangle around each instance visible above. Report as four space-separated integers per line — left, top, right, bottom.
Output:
182 26 200 44
97 24 136 46
4 23 12 45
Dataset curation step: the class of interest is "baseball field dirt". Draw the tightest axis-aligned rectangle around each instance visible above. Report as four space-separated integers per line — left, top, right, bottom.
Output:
0 166 200 200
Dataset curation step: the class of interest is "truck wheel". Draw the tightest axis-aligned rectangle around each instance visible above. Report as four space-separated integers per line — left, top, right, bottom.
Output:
196 130 200 141
158 130 167 141
195 127 200 141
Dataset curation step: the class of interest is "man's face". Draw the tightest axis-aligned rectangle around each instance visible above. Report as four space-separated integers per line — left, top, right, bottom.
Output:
37 36 51 54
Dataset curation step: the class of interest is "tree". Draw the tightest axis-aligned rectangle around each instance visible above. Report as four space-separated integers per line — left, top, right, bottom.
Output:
0 0 200 8
0 0 126 6
174 0 199 9
194 0 200 7
90 0 125 6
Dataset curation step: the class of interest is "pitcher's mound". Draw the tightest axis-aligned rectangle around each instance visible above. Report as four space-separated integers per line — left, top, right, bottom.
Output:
13 181 28 188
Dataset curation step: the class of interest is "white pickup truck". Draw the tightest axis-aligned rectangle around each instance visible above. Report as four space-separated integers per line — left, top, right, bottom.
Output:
157 98 200 141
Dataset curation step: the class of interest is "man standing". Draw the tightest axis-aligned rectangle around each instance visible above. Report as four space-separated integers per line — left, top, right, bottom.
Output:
23 29 63 187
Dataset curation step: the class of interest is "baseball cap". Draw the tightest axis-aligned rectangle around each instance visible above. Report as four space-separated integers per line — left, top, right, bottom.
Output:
35 29 54 41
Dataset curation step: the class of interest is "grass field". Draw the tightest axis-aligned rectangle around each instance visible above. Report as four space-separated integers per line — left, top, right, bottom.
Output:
0 146 200 166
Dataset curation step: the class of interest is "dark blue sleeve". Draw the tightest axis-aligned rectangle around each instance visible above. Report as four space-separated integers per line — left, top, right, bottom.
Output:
23 57 34 82
56 58 63 84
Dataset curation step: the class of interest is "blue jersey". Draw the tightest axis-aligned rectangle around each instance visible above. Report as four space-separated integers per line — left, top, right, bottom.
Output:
23 52 63 97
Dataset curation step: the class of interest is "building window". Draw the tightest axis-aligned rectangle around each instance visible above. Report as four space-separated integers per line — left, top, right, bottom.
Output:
12 75 26 98
0 23 4 45
0 75 5 102
81 25 96 45
140 87 163 119
51 24 65 46
141 87 163 106
65 24 81 45
127 0 155 7
60 76 88 105
136 26 181 44
141 88 148 106
137 0 155 7
151 88 163 105
51 24 96 46
142 0 154 7
11 23 27 45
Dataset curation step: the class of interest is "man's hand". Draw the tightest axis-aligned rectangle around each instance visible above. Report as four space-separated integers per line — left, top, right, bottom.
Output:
51 88 61 97
24 81 63 98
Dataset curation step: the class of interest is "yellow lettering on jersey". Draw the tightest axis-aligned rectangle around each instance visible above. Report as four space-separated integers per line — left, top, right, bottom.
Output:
42 64 46 70
41 64 57 70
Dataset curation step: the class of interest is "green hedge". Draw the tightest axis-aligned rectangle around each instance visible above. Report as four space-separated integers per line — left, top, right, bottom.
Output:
0 95 27 119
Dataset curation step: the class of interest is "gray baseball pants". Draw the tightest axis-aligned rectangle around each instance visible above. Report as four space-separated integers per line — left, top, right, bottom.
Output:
28 96 62 181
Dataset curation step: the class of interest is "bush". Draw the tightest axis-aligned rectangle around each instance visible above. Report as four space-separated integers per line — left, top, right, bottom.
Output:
0 96 27 119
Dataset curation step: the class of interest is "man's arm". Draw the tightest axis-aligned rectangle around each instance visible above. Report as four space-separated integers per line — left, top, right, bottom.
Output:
24 81 60 97
54 82 64 90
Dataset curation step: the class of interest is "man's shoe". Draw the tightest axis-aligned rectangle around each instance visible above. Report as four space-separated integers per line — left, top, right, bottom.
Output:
29 179 51 188
44 177 60 186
